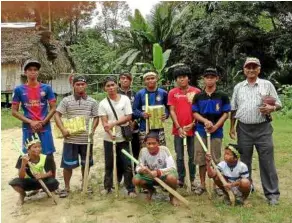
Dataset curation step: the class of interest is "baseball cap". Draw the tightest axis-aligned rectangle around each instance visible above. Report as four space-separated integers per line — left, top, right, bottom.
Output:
202 68 219 77
244 57 261 67
23 59 41 71
73 75 87 85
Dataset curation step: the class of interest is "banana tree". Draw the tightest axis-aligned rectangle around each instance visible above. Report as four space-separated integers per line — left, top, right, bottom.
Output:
130 43 171 82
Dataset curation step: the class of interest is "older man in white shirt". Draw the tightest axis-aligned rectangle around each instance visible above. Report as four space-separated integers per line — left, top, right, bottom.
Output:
230 57 282 206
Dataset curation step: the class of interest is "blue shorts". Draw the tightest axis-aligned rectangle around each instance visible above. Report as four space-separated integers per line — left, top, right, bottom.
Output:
61 143 94 169
22 129 55 155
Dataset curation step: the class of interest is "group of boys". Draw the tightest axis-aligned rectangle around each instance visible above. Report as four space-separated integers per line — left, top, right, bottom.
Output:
9 57 281 207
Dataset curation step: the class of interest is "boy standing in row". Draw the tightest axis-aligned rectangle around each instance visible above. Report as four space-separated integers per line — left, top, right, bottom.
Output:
133 71 169 146
168 65 200 188
193 68 231 195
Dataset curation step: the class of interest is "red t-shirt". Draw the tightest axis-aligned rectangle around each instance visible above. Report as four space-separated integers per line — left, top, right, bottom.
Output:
168 86 201 136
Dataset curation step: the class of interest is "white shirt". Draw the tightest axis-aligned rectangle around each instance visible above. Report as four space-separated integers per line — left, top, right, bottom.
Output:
217 160 249 182
136 146 176 176
98 95 132 142
231 78 282 124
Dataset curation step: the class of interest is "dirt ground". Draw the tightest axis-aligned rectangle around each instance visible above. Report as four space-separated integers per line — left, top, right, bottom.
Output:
1 125 292 223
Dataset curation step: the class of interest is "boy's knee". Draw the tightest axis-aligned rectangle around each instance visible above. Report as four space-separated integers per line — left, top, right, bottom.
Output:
165 175 178 185
132 177 142 186
240 178 251 189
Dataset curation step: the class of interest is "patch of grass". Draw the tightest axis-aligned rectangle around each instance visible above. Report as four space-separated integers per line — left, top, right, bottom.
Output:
1 108 22 130
163 116 292 223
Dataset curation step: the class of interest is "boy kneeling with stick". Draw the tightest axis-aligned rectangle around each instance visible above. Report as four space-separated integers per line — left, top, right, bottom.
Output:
132 132 179 206
206 144 251 206
9 136 59 205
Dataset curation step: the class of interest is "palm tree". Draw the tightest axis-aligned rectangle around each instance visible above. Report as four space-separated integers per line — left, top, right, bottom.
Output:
111 2 187 71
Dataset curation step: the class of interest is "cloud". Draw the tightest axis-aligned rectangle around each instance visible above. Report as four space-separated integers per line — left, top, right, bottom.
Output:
126 0 160 17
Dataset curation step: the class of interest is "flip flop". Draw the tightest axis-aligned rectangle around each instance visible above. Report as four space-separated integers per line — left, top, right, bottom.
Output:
59 189 69 198
26 190 40 197
194 187 206 195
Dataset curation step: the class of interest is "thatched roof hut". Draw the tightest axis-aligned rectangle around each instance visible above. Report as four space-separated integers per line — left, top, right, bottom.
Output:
1 25 74 81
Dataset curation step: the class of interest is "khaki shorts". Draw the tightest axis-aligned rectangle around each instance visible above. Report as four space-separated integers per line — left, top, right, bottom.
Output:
195 137 222 166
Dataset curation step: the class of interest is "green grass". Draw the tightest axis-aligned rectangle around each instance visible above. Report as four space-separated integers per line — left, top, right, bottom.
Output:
1 108 22 130
164 116 292 223
2 109 292 222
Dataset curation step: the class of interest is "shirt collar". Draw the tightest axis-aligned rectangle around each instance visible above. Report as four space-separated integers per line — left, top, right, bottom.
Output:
203 88 218 96
119 88 131 94
74 93 87 100
244 78 260 86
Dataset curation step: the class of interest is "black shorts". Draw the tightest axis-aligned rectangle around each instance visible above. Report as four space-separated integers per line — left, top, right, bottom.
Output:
9 177 59 191
61 143 93 169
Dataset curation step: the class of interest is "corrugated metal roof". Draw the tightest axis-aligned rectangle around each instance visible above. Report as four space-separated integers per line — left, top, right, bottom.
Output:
1 22 36 28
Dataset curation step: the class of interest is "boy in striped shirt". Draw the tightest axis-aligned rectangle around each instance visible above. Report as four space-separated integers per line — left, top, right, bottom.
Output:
132 132 179 206
206 144 251 206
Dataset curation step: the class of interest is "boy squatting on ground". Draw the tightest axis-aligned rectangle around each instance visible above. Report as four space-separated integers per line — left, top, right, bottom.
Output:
132 132 179 206
9 135 59 205
206 144 251 206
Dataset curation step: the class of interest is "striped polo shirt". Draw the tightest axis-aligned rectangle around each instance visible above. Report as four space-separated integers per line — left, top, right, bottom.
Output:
192 90 231 138
56 95 99 144
217 160 249 182
231 78 282 124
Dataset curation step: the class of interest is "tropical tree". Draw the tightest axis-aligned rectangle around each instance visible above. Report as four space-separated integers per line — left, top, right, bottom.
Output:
112 2 186 71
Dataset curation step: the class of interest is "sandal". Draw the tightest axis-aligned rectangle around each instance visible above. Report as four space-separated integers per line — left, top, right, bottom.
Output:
26 190 40 197
59 189 69 198
214 188 224 196
194 187 206 195
178 181 184 188
191 181 199 191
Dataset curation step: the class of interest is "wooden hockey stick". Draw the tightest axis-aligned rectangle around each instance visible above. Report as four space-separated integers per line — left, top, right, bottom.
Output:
121 149 189 207
183 137 191 194
195 132 235 206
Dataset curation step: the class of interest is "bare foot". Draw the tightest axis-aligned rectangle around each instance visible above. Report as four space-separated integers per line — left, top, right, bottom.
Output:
170 197 180 207
145 189 154 202
17 193 26 206
128 192 137 198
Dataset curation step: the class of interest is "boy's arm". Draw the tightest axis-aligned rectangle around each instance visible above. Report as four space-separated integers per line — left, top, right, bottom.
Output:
193 112 213 128
11 87 42 131
54 111 69 138
41 101 56 126
41 86 57 126
230 87 238 139
169 105 186 137
11 103 38 125
159 155 176 176
18 156 29 179
229 111 237 139
163 91 169 119
205 154 217 178
91 100 100 134
208 112 229 133
133 92 144 119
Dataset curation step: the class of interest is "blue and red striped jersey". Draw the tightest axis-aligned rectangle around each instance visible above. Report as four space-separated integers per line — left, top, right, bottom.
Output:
12 83 56 131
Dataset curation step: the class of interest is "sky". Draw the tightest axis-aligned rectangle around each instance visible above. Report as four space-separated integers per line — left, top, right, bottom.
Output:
90 0 160 27
126 0 161 17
